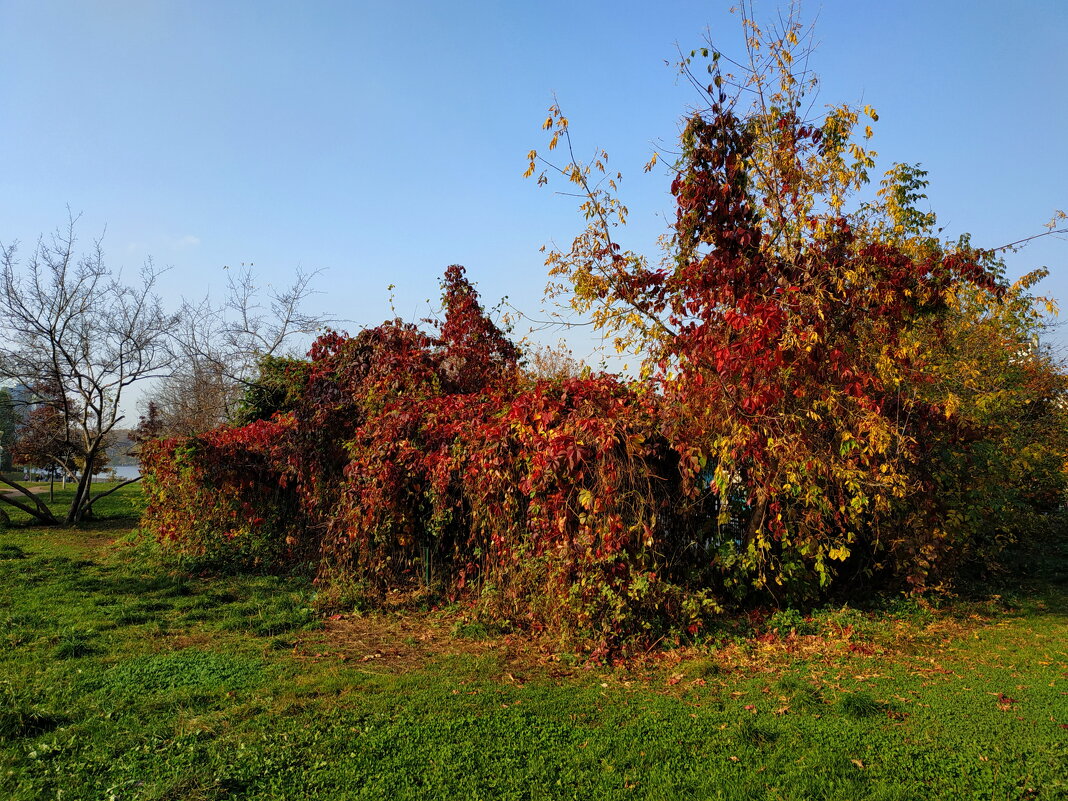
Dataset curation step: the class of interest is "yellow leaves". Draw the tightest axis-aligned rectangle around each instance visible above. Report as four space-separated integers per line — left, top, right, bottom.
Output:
943 393 961 419
541 104 568 131
643 151 659 173
548 133 560 151
523 149 537 179
828 544 851 562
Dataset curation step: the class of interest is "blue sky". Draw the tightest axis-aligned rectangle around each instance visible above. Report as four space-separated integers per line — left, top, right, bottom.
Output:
1 0 1065 400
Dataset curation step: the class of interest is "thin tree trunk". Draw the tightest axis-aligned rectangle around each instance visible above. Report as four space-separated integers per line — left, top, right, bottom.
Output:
66 448 98 524
743 491 768 547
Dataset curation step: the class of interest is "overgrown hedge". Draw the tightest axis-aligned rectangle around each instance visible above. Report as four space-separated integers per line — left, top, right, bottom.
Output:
141 266 1066 652
143 269 725 651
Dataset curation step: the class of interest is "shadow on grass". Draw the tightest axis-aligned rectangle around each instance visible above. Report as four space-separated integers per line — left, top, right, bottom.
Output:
0 708 68 741
6 545 320 643
0 681 70 741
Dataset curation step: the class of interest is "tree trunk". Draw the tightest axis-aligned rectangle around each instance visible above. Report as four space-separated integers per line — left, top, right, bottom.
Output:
83 476 142 517
65 445 99 524
743 490 768 548
0 476 58 525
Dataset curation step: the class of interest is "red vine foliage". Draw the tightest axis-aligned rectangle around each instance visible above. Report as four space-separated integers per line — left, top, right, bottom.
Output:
654 102 1003 594
140 98 1052 651
141 267 717 652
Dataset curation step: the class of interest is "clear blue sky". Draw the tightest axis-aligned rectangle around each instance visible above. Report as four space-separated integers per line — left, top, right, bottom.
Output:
2 0 1066 395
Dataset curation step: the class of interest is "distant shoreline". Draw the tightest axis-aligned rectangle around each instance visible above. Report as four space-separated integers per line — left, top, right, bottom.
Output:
107 464 141 480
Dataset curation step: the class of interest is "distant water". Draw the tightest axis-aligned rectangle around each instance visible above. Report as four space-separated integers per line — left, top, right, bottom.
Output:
108 464 141 480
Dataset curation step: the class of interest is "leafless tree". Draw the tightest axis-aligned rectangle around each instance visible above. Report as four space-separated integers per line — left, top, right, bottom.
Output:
142 348 231 437
149 266 328 435
0 214 176 524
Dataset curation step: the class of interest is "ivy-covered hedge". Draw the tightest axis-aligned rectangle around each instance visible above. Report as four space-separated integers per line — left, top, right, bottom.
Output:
141 268 728 651
140 255 1066 652
141 415 310 569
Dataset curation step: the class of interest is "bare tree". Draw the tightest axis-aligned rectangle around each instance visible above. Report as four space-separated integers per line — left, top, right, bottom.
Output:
142 347 231 437
0 214 175 524
149 266 328 435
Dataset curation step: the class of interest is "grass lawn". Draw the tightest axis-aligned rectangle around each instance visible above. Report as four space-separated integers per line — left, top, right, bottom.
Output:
1 484 1066 800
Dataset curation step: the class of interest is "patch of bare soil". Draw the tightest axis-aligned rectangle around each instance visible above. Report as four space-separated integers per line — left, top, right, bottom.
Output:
289 612 577 681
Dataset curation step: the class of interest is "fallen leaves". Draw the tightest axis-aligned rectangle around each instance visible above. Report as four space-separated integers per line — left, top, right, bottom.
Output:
995 693 1017 711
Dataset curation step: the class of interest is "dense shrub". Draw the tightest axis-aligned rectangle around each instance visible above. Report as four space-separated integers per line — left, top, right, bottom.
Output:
141 253 1067 651
142 268 724 650
141 416 309 570
141 10 1068 651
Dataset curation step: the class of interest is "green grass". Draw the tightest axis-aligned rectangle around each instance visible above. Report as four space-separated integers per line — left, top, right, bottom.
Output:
1 489 1066 799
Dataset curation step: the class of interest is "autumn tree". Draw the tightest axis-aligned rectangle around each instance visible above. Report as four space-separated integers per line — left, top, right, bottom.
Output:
523 340 589 383
0 389 15 472
6 382 114 504
909 258 1067 578
10 383 78 471
143 358 231 438
525 5 1057 595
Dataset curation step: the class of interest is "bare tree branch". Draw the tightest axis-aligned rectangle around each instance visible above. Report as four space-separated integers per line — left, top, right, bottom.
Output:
0 214 176 523
150 266 333 435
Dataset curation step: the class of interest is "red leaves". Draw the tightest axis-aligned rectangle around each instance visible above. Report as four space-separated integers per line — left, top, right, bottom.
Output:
651 103 1005 591
140 266 718 652
437 264 520 395
996 693 1017 711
